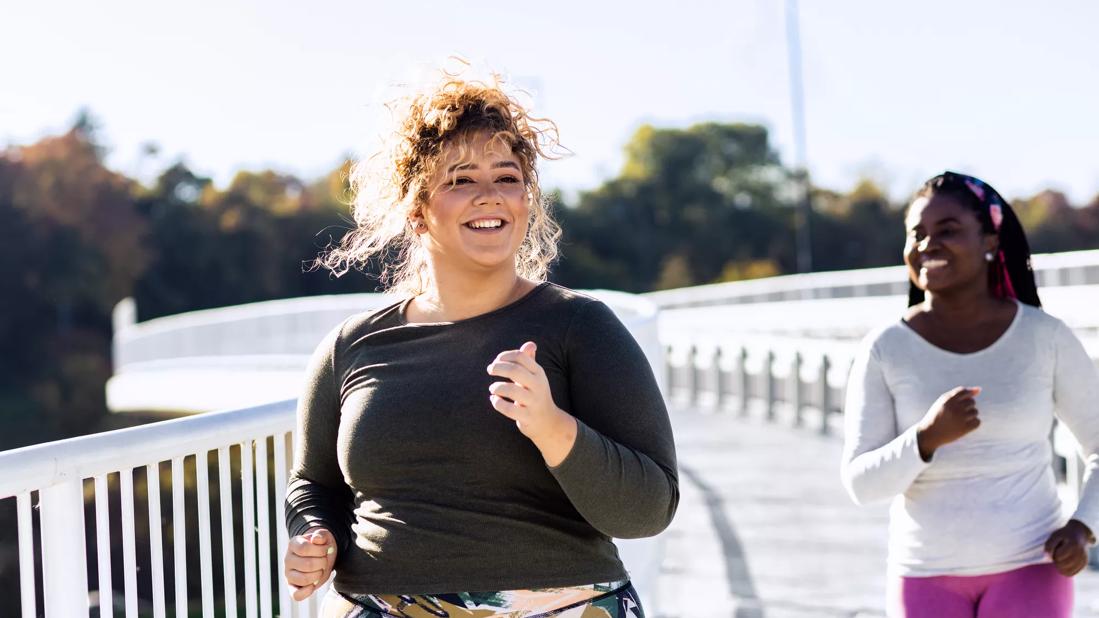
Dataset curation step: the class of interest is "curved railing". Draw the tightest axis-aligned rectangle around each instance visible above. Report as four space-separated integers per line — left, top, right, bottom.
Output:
108 290 664 414
645 247 1099 309
5 292 664 617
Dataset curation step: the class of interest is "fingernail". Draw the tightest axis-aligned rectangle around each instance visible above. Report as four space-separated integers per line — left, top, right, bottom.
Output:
313 579 320 586
327 546 334 555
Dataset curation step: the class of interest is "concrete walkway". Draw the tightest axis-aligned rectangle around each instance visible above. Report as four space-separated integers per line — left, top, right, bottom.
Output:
654 405 1099 618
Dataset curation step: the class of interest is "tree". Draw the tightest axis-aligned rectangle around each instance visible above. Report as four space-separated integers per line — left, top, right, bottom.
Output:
0 120 148 441
554 122 795 291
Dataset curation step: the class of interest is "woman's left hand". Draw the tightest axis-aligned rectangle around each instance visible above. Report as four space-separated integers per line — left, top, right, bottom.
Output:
1044 519 1096 576
487 341 578 466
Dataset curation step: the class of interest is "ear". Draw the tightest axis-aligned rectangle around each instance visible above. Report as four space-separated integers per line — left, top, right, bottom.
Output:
982 233 999 256
409 211 427 235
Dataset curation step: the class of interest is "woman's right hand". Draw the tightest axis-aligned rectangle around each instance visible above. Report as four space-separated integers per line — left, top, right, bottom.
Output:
917 386 982 461
284 527 337 601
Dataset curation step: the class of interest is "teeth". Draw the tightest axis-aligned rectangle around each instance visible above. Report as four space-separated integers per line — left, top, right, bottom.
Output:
921 259 948 268
468 219 503 229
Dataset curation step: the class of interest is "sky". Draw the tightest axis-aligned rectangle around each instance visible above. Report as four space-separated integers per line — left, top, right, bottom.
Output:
3 0 1098 204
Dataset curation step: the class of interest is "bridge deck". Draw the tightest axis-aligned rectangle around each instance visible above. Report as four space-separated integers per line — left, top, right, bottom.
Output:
655 404 1099 617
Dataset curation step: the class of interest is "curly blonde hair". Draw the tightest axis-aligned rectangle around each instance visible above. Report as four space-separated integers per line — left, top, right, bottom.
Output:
319 71 563 296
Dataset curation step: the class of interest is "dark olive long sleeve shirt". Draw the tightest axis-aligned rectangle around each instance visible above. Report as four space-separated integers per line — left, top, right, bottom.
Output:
285 283 678 594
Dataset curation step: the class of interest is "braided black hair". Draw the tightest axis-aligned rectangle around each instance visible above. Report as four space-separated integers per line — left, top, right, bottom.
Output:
906 172 1041 308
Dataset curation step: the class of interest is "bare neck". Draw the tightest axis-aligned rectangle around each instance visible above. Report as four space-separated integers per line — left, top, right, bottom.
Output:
408 262 536 323
913 284 1012 326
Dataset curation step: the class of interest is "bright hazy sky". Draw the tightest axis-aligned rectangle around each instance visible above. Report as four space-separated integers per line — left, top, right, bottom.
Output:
3 0 1098 203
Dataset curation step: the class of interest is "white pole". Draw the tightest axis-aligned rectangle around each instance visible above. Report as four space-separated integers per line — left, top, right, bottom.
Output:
40 480 90 617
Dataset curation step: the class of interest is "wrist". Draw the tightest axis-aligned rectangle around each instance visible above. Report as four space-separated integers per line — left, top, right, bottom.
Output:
916 426 939 462
1068 519 1096 545
534 407 578 468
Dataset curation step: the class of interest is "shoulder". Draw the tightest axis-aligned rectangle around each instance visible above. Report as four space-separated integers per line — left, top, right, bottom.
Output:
322 297 406 352
537 282 602 309
523 282 608 323
1009 302 1071 351
1014 303 1088 358
855 319 911 360
1014 301 1060 333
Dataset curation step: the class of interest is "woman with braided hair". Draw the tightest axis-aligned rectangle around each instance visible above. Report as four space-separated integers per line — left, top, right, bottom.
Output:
842 171 1099 617
281 71 676 618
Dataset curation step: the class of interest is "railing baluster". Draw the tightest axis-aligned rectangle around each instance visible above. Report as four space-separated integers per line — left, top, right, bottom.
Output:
147 463 167 618
664 344 675 398
792 352 804 427
257 437 273 618
765 350 776 421
241 441 259 618
273 432 293 618
41 479 90 616
17 492 36 618
686 345 699 407
95 475 114 618
819 355 832 435
219 446 239 617
711 347 725 411
171 456 188 618
197 451 216 617
738 347 750 416
121 468 139 618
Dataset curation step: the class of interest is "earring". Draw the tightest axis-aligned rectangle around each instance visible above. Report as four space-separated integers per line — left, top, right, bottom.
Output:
984 251 995 262
410 219 426 233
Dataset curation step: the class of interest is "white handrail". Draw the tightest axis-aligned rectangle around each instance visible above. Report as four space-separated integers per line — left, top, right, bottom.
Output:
0 399 295 499
645 248 1099 308
7 294 666 617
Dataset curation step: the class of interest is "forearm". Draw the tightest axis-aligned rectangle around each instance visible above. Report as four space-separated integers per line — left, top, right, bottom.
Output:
549 419 678 539
285 474 354 554
842 424 930 505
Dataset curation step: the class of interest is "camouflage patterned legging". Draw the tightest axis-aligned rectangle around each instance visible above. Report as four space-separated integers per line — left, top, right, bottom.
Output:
318 580 644 618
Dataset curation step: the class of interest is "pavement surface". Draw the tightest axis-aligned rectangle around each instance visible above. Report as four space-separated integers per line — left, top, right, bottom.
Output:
653 404 1099 618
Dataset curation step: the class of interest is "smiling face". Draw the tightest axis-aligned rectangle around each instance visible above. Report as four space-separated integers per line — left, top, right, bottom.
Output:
904 193 998 298
415 131 531 277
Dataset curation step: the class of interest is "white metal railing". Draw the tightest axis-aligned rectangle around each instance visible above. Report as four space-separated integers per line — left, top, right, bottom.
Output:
0 397 663 617
107 295 396 414
662 334 1092 516
107 291 665 414
0 399 313 618
5 294 665 617
645 248 1099 309
663 336 854 434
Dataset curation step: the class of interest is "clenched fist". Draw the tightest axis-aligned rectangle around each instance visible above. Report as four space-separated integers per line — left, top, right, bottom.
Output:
916 386 982 462
283 527 337 601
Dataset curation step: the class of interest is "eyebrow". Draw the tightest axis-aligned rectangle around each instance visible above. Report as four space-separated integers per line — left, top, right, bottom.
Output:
447 161 521 173
909 216 962 230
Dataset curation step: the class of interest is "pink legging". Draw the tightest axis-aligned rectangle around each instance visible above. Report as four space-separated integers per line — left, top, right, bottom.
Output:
889 563 1072 618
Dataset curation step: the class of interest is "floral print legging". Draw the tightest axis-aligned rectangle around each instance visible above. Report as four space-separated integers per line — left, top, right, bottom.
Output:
318 579 644 618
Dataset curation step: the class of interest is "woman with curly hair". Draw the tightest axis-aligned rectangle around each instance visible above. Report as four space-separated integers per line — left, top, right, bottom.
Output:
841 171 1099 617
282 72 678 618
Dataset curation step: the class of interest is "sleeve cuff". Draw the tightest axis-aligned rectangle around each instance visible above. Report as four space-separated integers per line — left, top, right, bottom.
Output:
901 424 933 469
546 417 598 477
1070 505 1099 544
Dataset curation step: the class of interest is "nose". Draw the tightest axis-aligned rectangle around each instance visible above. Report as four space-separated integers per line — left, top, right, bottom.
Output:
475 184 504 206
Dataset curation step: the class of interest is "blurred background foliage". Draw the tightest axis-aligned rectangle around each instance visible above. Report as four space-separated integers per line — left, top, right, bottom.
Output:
2 113 1098 450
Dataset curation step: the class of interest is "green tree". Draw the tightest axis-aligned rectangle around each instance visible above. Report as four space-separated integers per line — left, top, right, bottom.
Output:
810 179 904 271
554 122 795 291
0 120 148 441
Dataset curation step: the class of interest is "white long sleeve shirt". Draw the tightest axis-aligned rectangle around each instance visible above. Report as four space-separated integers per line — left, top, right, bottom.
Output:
841 301 1099 576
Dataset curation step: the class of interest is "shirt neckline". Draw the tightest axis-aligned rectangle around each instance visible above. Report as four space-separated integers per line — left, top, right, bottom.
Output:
397 281 551 327
899 299 1023 358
